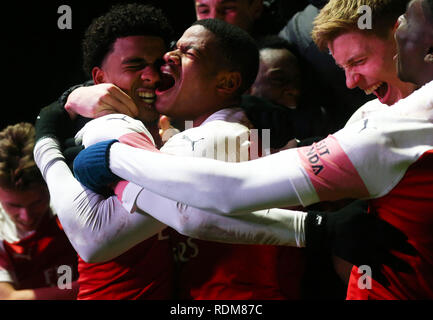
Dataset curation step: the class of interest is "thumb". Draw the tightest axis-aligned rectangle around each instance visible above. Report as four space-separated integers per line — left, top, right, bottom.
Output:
159 115 172 131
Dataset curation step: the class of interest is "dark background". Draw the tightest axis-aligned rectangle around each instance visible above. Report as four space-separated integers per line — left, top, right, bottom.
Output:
2 0 309 130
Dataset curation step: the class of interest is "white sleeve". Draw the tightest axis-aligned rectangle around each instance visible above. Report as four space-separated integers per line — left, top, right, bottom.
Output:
109 81 433 214
34 138 166 263
110 143 314 215
0 242 14 284
119 183 307 247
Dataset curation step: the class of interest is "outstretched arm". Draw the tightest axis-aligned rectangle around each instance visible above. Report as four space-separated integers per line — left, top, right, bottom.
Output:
109 144 311 214
101 81 433 215
34 137 166 263
117 182 306 246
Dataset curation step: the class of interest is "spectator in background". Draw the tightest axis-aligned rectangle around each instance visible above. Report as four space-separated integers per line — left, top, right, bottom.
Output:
279 0 373 134
0 122 78 300
251 36 301 111
193 0 292 38
193 1 315 147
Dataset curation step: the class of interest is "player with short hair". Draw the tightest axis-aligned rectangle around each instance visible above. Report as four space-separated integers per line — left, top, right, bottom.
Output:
0 122 78 300
68 0 433 299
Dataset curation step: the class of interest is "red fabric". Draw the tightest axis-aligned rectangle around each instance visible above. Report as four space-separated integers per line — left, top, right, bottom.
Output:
347 150 433 299
77 231 174 300
169 229 306 300
2 215 78 289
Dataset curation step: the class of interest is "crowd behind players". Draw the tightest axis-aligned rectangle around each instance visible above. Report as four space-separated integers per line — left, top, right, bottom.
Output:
0 0 432 300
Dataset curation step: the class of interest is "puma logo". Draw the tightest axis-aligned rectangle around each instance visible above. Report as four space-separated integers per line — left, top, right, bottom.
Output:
359 119 369 132
182 135 205 151
107 115 130 122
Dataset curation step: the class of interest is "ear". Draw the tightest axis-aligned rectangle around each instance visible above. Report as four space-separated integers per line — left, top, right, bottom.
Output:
92 66 106 84
250 0 264 20
425 48 433 64
216 71 242 95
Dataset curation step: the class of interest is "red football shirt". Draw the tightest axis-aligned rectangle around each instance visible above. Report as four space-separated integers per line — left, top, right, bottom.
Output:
347 151 433 299
0 214 78 289
77 230 174 300
169 228 306 300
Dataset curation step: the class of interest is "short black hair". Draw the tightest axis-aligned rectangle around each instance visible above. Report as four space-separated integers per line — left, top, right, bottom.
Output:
256 35 296 53
256 35 302 90
82 3 174 77
192 18 259 95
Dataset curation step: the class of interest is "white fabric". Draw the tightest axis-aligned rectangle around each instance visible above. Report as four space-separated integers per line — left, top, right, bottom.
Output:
345 98 388 126
0 241 15 284
74 113 155 148
33 107 308 262
118 108 306 246
109 81 433 214
0 204 27 243
34 138 166 262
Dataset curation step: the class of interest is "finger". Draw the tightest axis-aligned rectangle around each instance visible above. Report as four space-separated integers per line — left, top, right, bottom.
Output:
94 103 121 118
159 115 171 130
97 93 136 118
106 86 139 118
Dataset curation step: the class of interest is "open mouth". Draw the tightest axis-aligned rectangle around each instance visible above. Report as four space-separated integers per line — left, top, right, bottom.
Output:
156 67 176 95
137 91 156 105
364 82 389 102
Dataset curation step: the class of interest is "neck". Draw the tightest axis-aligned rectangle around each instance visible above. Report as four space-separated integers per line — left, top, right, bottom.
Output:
142 120 163 148
192 96 241 127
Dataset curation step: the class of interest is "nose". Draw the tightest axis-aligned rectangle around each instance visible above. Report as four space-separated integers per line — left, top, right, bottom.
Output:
345 69 361 89
141 66 160 84
209 9 225 20
163 50 180 66
17 207 31 222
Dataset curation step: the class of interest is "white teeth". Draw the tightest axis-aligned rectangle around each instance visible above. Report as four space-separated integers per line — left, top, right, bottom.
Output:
138 92 156 98
142 98 155 104
364 82 383 95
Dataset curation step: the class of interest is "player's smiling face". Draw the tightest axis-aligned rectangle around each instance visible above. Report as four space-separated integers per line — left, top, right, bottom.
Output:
0 184 50 232
93 35 166 123
329 30 415 105
155 25 223 121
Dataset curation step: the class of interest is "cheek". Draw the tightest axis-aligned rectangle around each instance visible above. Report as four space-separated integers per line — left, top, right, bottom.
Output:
110 73 135 93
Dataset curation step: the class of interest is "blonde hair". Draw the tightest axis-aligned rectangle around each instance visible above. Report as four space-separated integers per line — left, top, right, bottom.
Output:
0 122 44 190
312 0 410 51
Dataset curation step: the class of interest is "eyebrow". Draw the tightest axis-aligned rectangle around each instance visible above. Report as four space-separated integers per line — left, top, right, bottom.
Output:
122 57 147 65
176 42 203 57
337 54 365 68
196 0 237 7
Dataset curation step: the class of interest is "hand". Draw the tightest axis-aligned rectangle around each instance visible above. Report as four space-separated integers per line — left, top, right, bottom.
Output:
75 114 154 148
73 139 120 195
65 83 138 119
159 115 180 144
305 200 416 287
35 101 74 143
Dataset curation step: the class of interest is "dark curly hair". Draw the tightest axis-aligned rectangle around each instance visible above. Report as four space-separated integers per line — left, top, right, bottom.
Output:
82 3 174 77
192 19 259 95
